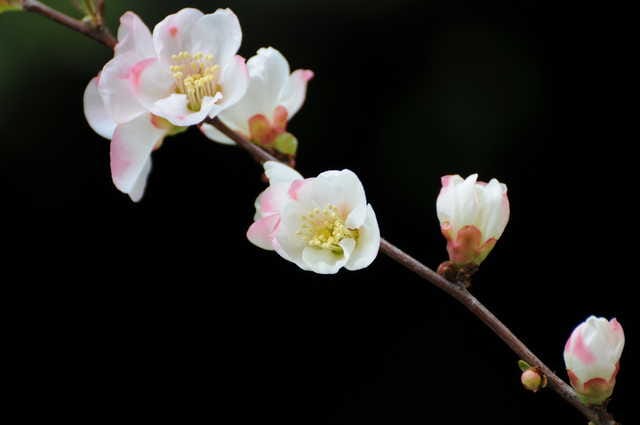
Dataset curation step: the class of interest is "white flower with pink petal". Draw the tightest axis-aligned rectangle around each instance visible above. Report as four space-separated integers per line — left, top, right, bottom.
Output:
83 8 249 201
436 174 510 266
564 316 625 405
201 47 313 154
247 162 380 274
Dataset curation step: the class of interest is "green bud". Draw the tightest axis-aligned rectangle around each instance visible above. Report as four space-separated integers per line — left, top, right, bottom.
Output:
274 132 298 155
0 0 23 13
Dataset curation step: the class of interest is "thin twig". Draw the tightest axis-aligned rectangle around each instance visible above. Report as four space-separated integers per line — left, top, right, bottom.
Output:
206 117 619 425
22 0 116 49
18 4 620 424
204 117 277 164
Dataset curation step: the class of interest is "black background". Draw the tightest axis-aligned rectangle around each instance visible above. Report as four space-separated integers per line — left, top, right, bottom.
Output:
1 0 635 423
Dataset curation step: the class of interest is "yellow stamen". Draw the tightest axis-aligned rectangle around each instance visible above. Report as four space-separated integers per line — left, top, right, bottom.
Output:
296 205 359 254
170 51 222 111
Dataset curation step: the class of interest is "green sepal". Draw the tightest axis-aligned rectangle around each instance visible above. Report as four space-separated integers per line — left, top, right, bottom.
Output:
518 360 531 372
167 126 188 136
274 132 298 155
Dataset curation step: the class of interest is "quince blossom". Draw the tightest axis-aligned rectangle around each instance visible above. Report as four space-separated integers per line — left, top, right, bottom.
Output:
201 47 313 154
436 174 509 265
84 8 249 201
564 316 625 405
248 162 380 274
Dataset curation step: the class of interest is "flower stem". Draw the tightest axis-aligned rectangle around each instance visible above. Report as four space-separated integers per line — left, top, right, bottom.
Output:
22 0 115 48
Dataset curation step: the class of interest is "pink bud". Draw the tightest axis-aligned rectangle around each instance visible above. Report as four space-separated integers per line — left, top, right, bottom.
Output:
563 316 625 405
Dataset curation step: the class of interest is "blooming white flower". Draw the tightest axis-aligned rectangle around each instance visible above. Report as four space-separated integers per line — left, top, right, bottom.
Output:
247 162 380 274
436 174 509 265
83 8 249 201
200 47 313 153
564 316 625 405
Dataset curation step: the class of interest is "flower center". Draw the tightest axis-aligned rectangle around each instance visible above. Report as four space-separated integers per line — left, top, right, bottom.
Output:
170 51 221 112
297 205 358 254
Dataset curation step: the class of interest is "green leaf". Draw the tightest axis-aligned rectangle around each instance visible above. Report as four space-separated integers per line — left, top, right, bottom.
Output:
0 1 23 13
517 360 531 372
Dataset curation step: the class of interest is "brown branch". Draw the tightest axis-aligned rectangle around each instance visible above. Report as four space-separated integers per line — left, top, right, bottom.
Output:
206 117 619 425
22 0 116 49
204 117 277 164
19 5 620 424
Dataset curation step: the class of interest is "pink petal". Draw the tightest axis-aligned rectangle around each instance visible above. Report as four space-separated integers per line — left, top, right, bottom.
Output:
247 214 280 250
110 114 167 197
98 52 146 124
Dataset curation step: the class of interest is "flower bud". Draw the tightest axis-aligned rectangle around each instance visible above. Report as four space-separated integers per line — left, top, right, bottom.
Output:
436 174 509 266
564 316 625 405
521 368 543 392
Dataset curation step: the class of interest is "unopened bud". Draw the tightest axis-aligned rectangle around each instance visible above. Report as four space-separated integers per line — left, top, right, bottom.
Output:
564 316 624 405
521 368 543 392
274 132 298 155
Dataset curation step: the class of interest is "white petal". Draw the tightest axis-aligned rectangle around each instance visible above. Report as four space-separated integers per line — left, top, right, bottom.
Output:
128 158 152 203
346 205 380 270
199 122 238 145
114 11 155 58
188 9 242 70
247 47 290 115
83 77 116 139
216 48 288 131
215 55 250 113
274 200 310 269
301 240 352 274
279 68 314 119
345 204 367 229
110 114 166 197
152 8 204 62
153 93 223 127
263 161 303 184
477 178 509 240
99 52 146 124
455 173 479 232
132 57 175 113
309 169 367 215
436 175 462 226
